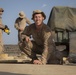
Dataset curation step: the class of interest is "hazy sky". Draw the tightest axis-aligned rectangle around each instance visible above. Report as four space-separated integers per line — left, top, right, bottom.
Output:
0 0 76 44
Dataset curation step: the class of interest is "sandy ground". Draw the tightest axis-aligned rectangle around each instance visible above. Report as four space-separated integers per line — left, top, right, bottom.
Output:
0 63 76 75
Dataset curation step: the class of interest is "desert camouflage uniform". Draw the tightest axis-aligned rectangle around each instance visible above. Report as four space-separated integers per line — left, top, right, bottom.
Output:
0 16 4 53
14 17 31 42
19 23 57 64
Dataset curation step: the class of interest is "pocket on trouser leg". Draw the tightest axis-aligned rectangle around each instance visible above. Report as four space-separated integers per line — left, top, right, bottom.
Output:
26 40 33 49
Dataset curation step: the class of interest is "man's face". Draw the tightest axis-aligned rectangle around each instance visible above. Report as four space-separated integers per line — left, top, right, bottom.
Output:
33 14 44 26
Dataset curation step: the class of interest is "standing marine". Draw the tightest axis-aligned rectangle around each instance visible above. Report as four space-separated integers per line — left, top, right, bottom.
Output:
0 8 5 53
14 11 31 43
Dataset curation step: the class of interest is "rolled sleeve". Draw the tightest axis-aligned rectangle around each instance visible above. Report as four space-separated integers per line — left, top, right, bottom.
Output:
14 23 19 30
41 32 52 64
14 19 19 30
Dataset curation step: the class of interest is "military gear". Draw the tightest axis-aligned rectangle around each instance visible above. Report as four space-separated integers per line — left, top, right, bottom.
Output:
21 23 62 64
19 11 25 18
32 10 46 20
0 15 4 53
14 14 31 42
4 25 10 35
47 6 76 31
14 12 31 57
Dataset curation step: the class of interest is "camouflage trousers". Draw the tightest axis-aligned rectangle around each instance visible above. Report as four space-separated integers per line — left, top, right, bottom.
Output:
19 40 44 60
0 30 4 53
19 40 64 64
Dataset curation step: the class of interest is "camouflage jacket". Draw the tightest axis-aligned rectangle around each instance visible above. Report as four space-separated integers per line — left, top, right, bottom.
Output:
22 23 56 64
14 17 31 32
0 16 4 52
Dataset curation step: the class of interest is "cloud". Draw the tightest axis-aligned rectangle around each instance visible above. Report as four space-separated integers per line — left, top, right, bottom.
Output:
42 4 47 8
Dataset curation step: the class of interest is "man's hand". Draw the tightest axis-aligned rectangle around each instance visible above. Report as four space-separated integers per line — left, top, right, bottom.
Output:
21 35 30 42
25 37 30 42
19 28 24 31
0 24 5 29
33 60 42 65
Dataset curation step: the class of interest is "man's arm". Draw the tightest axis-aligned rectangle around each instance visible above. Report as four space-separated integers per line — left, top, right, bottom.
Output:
0 24 5 30
14 18 20 30
41 32 52 64
33 31 52 65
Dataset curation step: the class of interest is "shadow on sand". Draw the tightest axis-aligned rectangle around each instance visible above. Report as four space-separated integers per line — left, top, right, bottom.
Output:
0 71 30 75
